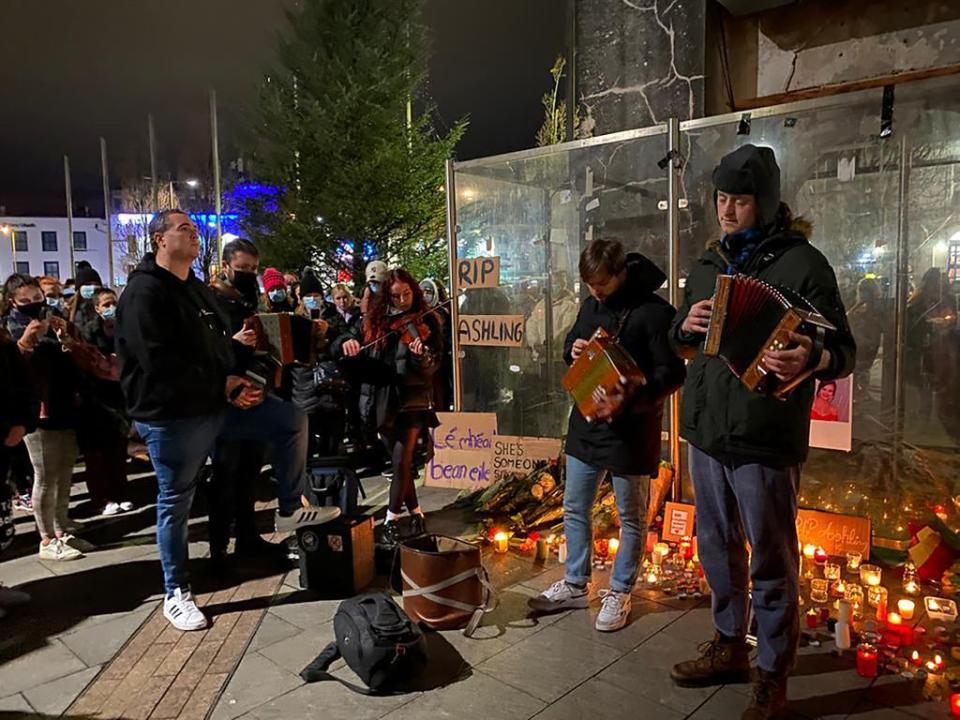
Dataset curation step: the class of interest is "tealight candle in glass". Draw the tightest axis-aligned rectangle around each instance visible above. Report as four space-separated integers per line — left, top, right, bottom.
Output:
810 578 829 604
824 562 841 581
846 552 863 572
859 564 882 588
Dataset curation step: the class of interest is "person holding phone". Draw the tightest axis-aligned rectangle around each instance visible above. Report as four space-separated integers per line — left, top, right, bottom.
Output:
2 274 85 561
117 211 338 631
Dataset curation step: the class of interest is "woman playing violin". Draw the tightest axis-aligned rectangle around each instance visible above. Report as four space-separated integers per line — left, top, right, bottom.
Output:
341 268 443 545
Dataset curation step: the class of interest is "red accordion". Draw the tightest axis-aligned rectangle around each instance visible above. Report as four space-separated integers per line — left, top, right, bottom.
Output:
703 274 834 399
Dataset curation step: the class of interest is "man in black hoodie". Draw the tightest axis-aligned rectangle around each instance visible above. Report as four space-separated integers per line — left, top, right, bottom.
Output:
117 210 338 632
529 239 685 632
669 146 855 719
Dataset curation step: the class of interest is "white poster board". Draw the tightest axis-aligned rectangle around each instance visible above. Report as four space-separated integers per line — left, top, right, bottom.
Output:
809 376 853 452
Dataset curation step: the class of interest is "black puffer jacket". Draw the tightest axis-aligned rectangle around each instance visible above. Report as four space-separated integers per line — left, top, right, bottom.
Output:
117 254 235 421
672 222 856 465
0 328 39 438
563 253 686 476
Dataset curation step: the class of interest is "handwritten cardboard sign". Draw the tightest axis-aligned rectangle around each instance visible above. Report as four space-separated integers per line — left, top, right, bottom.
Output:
458 315 525 347
426 412 498 489
492 435 562 479
457 256 500 289
662 502 696 542
796 508 871 557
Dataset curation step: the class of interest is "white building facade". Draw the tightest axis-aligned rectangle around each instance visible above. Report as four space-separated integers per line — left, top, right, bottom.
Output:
0 216 116 286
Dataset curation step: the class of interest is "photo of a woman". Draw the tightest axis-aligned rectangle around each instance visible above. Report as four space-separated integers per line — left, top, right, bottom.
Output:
810 380 840 422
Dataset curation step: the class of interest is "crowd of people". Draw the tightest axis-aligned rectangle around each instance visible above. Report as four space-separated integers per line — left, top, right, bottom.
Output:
0 209 454 629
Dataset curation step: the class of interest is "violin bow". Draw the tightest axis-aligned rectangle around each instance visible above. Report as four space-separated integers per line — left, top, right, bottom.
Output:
356 298 453 353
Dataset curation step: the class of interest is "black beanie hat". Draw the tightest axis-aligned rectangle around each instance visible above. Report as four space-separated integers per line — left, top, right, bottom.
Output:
712 144 781 230
75 266 103 287
299 269 323 296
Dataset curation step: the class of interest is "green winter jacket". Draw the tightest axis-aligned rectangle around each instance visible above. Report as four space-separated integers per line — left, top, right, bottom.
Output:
671 220 856 466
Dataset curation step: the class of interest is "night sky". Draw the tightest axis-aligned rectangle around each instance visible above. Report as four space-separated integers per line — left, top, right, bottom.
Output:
0 0 566 216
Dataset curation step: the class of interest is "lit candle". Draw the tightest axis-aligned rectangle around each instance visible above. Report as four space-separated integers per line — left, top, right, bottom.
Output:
680 536 693 561
904 580 920 596
832 578 847 597
898 599 916 620
887 611 902 628
814 547 828 565
493 531 509 554
645 531 659 554
875 587 888 620
859 564 882 587
824 562 841 581
608 537 620 556
856 644 878 678
803 544 817 560
653 542 670 561
911 650 922 666
951 693 960 718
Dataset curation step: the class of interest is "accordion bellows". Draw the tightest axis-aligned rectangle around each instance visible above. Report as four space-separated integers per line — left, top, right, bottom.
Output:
703 274 834 399
562 327 646 423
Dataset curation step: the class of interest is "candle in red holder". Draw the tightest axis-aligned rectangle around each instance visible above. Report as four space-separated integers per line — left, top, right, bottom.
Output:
680 536 694 561
911 650 922 666
646 531 659 554
814 547 829 565
856 644 878 678
805 608 819 629
951 693 960 717
901 623 915 646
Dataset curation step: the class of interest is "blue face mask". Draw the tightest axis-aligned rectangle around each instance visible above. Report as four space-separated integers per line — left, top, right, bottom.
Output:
303 296 322 311
99 306 117 320
63 287 76 298
268 289 287 304
46 297 64 311
80 285 99 299
368 281 381 295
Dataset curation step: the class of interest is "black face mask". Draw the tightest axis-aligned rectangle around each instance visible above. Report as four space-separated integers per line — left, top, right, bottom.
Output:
15 301 46 320
230 270 260 304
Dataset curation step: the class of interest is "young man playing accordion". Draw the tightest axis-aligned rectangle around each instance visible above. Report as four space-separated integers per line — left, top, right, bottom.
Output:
670 144 856 719
529 240 685 632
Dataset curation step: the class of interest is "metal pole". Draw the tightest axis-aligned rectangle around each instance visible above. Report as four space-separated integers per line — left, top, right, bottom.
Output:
565 0 576 141
892 136 911 485
64 155 76 275
100 137 114 287
445 158 462 411
667 117 683 500
542 192 555 394
210 89 223 263
148 114 159 212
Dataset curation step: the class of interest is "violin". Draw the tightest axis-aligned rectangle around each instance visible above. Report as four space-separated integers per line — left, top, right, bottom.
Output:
387 310 432 347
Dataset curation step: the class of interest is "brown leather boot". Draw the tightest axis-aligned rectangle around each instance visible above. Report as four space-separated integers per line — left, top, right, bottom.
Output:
670 632 752 687
742 670 788 720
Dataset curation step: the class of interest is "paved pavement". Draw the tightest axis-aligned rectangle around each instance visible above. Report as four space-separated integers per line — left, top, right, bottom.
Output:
0 467 951 719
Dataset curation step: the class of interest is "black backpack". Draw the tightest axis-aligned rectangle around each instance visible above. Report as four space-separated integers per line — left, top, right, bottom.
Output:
301 593 426 693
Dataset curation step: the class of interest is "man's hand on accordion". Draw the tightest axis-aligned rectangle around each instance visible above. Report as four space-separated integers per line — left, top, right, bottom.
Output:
763 331 813 382
225 375 264 410
681 298 713 335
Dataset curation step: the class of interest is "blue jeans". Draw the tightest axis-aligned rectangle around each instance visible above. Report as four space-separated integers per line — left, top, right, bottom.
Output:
689 444 801 675
563 454 648 594
136 395 309 596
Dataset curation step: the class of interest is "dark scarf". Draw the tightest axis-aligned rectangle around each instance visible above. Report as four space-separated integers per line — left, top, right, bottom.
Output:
720 228 765 273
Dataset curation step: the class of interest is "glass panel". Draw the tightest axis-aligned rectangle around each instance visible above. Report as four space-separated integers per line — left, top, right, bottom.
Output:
453 132 670 438
73 231 87 250
43 261 60 279
41 231 57 252
15 261 30 274
14 231 28 252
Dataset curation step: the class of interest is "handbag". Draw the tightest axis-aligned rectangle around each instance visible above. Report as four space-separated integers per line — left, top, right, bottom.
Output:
399 534 496 636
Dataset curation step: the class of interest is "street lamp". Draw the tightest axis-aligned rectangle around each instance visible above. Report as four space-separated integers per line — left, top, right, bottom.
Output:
186 179 199 188
2 225 15 274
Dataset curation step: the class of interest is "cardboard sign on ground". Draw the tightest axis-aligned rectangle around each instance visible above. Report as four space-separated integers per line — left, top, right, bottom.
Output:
426 412 498 489
492 435 562 479
797 508 871 557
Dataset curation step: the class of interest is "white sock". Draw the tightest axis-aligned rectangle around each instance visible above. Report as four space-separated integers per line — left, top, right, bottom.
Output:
386 510 401 522
411 507 424 517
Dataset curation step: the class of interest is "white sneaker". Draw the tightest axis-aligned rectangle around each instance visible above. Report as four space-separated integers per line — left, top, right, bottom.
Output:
39 539 83 561
0 583 31 608
595 590 632 632
60 534 96 552
163 589 208 631
275 506 341 533
119 501 135 512
102 502 122 516
527 580 590 613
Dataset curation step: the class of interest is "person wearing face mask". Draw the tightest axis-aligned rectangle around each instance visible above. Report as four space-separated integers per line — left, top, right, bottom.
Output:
365 260 388 299
207 238 278 566
419 279 453 411
262 268 294 313
76 288 134 517
38 276 66 316
2 274 85 561
284 272 300 309
71 264 104 340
